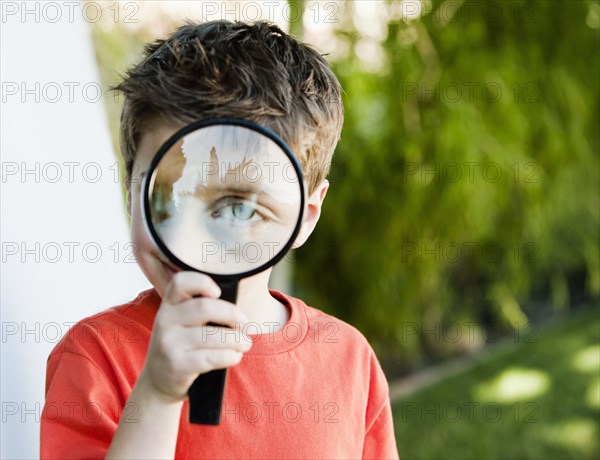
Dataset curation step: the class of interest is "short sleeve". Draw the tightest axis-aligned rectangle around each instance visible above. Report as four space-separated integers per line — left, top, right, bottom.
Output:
362 351 400 460
41 333 121 458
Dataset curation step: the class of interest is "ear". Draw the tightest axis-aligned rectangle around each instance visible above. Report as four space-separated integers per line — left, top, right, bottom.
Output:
125 178 132 218
293 180 329 248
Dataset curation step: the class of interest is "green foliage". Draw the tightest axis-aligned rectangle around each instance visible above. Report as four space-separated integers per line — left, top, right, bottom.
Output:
294 0 600 365
392 307 600 459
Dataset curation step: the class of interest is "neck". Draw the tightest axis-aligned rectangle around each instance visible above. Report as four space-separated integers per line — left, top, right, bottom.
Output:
234 270 290 333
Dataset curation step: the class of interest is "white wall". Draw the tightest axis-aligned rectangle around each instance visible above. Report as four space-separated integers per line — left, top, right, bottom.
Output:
0 3 150 457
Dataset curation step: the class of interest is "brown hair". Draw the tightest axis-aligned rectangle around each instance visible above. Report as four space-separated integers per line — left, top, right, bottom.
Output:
112 20 344 194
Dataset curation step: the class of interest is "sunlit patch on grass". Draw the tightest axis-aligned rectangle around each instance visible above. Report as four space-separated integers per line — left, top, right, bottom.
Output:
586 378 600 409
540 418 599 457
473 367 550 403
572 344 600 373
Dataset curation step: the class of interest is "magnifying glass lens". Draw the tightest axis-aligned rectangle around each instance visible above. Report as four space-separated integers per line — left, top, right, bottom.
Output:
147 124 303 276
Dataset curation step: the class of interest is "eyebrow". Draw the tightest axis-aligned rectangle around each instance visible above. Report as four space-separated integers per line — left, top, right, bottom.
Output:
213 185 260 195
189 183 259 202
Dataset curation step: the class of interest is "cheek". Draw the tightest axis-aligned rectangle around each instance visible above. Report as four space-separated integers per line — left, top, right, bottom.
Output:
131 217 152 250
129 189 155 256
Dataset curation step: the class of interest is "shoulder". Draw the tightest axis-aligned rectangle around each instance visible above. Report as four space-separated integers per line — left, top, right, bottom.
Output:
305 302 371 346
284 292 377 359
284 293 391 399
48 288 159 360
44 289 159 394
297 299 392 399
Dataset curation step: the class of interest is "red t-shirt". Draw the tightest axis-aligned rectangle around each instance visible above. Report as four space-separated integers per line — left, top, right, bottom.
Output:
41 289 399 459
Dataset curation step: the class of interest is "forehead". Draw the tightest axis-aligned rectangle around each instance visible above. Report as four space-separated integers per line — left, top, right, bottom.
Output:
135 121 184 171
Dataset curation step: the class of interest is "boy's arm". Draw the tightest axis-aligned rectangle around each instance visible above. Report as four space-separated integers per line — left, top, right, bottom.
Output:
41 273 252 459
105 273 251 458
41 348 183 459
362 351 400 460
104 373 183 459
41 342 185 460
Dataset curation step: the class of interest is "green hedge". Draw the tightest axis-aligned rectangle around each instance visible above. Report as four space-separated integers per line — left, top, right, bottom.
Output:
293 0 599 365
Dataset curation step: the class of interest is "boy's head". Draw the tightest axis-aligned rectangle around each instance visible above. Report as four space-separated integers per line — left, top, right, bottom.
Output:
114 20 344 295
114 20 344 195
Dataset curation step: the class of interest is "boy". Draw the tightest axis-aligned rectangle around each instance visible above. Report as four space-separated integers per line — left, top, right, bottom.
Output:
41 20 399 459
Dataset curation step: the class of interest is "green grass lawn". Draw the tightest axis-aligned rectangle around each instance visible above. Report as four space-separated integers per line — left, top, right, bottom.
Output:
392 307 600 460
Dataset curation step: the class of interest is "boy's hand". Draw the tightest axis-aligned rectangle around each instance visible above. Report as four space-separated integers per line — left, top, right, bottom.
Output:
139 272 252 403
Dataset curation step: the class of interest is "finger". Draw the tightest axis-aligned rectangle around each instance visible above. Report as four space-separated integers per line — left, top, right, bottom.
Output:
164 272 221 304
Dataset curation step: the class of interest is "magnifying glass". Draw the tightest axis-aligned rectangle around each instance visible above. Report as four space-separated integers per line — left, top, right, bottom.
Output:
142 118 306 425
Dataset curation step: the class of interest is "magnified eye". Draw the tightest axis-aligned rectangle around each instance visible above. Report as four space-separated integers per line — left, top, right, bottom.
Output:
231 203 257 220
210 198 263 223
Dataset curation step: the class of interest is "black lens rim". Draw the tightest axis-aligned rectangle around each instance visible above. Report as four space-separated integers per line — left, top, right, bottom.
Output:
141 117 306 281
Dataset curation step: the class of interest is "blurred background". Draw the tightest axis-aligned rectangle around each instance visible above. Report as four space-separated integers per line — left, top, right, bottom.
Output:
2 0 598 458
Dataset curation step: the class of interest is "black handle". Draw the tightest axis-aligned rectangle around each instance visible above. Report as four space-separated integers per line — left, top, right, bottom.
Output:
188 279 239 425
